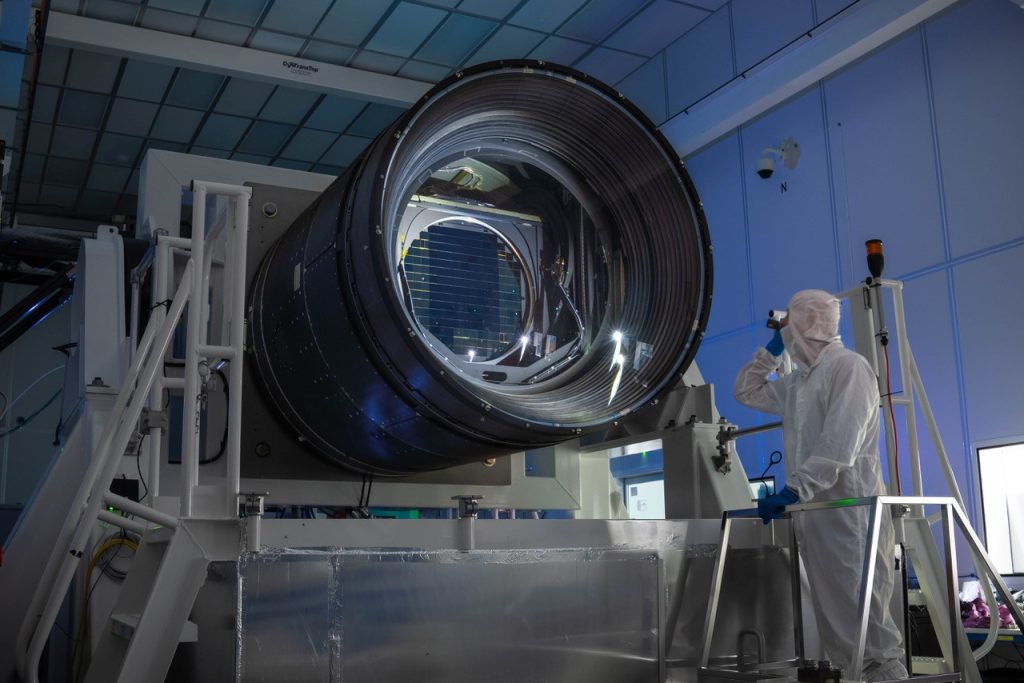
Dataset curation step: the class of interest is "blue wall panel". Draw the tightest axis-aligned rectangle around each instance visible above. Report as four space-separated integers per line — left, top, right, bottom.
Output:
685 133 751 338
696 331 786 481
925 0 1024 258
665 8 732 116
731 0 813 74
663 0 1024 529
740 88 837 319
813 0 855 22
693 331 764 475
953 244 1024 446
824 30 945 286
900 272 968 500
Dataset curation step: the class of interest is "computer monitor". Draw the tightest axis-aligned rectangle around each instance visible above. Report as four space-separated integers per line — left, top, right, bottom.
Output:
978 441 1024 574
623 474 665 520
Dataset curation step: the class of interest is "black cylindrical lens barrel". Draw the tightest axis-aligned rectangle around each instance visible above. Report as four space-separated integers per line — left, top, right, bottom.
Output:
249 61 712 475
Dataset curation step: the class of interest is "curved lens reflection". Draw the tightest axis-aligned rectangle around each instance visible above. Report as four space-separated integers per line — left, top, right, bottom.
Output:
396 155 608 388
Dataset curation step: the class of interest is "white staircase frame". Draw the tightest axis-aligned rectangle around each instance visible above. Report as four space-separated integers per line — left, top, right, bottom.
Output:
699 495 1024 682
16 180 251 683
837 279 1016 677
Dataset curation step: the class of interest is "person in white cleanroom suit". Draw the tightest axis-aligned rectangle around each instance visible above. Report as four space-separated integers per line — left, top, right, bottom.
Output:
734 289 908 682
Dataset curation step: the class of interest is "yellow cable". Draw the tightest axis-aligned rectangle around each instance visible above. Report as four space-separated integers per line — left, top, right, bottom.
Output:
71 535 139 681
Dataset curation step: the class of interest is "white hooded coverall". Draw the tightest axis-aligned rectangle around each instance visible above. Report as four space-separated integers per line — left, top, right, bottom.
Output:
734 290 907 681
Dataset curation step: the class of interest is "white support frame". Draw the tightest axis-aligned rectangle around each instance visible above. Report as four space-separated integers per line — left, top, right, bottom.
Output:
44 12 431 108
16 180 251 683
838 278 1003 662
699 496 1024 683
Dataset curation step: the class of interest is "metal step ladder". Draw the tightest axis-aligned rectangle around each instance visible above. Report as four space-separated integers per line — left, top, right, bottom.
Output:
84 527 209 683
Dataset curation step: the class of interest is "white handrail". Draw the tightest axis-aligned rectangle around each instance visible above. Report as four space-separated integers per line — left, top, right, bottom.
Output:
224 186 250 516
15 259 174 673
19 261 193 683
103 491 179 529
180 184 206 518
18 180 252 683
146 234 172 500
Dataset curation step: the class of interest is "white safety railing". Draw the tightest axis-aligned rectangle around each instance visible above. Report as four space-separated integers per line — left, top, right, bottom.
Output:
699 496 1024 683
839 278 1004 661
16 180 251 683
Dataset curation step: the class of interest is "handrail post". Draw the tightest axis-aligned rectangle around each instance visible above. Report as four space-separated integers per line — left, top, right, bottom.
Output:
849 498 883 680
225 188 250 517
147 235 171 500
698 515 734 668
940 503 962 675
180 184 207 518
888 284 923 498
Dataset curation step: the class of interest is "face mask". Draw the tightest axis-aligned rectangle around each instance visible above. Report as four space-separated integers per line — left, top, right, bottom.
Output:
781 325 797 353
781 325 812 368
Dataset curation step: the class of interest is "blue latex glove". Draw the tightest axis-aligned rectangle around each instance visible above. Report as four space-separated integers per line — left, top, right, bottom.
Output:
757 485 799 524
765 328 785 356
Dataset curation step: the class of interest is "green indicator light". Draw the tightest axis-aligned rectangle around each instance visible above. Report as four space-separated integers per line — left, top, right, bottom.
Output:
107 506 115 512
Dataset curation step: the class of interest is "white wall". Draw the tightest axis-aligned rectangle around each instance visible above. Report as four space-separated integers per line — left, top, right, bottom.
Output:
667 0 1024 539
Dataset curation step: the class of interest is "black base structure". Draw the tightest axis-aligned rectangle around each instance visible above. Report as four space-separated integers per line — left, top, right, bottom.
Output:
248 60 712 475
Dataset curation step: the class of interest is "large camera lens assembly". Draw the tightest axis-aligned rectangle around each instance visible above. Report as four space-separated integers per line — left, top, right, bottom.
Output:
249 61 712 475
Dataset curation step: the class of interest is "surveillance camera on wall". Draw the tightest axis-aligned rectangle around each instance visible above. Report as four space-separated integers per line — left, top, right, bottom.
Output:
756 137 800 180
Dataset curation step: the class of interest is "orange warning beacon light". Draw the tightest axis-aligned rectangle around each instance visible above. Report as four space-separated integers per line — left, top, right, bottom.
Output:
866 239 884 280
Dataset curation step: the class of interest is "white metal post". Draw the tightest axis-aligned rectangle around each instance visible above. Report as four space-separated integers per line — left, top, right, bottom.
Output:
102 491 179 528
849 498 883 680
870 286 900 495
940 504 962 675
698 516 733 668
181 185 207 518
226 189 250 516
97 510 149 536
884 280 924 496
147 236 171 499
